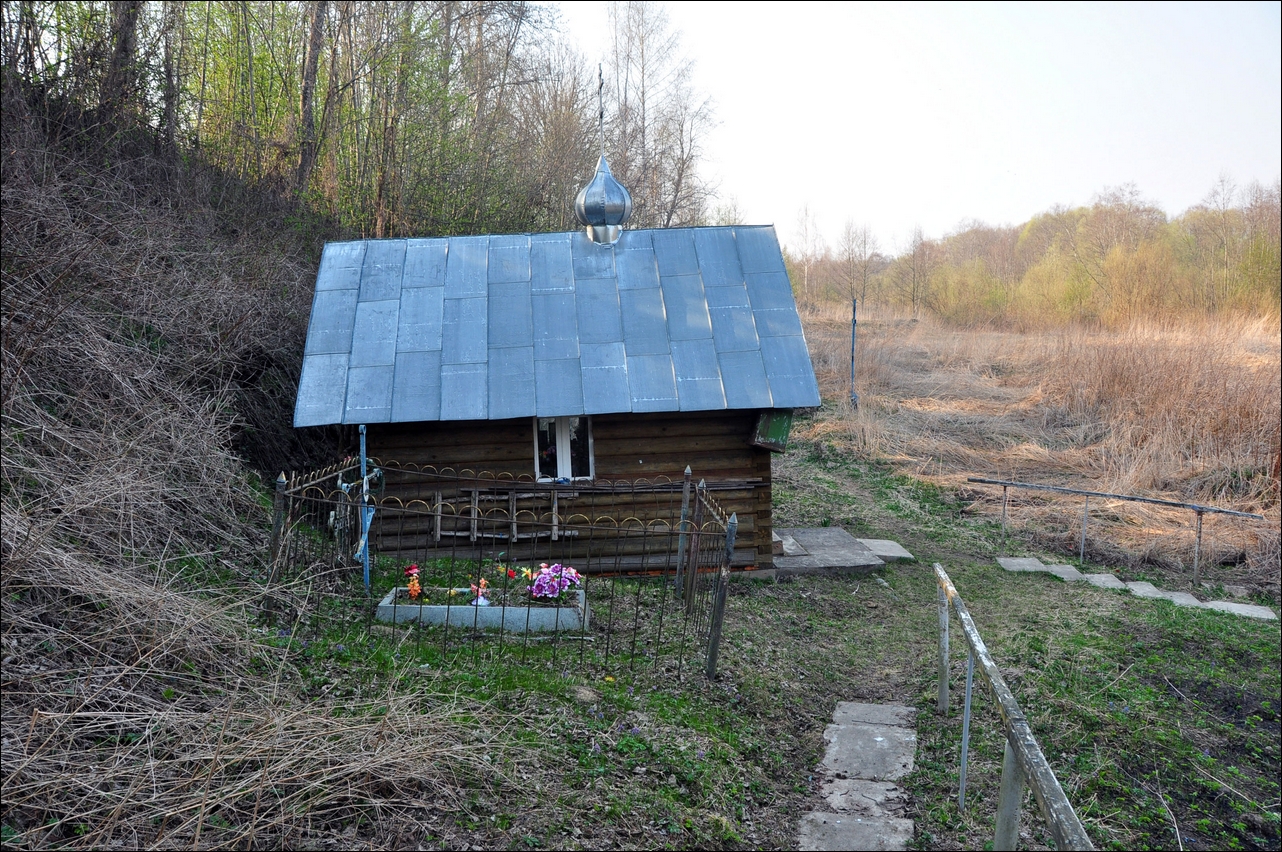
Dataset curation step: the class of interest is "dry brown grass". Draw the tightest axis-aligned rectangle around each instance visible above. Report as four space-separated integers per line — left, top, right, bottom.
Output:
0 92 509 848
800 301 1281 593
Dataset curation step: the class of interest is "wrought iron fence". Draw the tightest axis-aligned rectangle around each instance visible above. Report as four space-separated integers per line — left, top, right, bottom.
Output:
264 462 736 682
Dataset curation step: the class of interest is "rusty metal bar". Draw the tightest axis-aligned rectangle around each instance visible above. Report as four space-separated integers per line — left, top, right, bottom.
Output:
967 477 1263 519
934 563 1095 851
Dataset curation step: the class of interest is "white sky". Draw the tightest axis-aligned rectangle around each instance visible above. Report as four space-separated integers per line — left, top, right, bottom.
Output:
554 1 1282 253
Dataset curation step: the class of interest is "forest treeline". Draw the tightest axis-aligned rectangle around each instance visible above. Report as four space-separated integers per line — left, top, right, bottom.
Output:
793 180 1282 328
1 0 711 237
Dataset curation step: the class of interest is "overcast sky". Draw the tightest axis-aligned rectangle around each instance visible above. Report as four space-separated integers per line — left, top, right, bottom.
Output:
555 1 1282 253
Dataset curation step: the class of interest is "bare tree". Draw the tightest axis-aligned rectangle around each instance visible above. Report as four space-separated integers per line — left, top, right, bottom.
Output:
839 219 879 305
605 1 712 227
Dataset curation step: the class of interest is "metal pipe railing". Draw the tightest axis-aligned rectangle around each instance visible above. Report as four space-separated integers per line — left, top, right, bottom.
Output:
967 476 1265 585
935 563 1094 851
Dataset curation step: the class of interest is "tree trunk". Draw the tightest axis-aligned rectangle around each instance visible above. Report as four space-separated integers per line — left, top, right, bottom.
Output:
102 1 142 123
295 0 327 195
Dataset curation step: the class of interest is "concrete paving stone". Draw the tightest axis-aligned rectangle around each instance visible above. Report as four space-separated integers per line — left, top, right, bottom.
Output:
857 539 916 563
1204 600 1278 620
818 779 908 817
1043 564 1086 582
997 557 1046 572
1125 581 1166 599
773 527 884 573
822 722 916 782
1084 573 1129 590
832 702 917 727
1161 591 1207 608
798 812 914 852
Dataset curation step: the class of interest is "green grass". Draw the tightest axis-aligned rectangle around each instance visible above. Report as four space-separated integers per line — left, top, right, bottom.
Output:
226 427 1280 850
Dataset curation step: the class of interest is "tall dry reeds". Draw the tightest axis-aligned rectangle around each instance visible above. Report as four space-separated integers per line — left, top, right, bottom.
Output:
799 302 1280 590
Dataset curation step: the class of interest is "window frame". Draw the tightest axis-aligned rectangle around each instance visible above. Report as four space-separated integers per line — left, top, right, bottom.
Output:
532 416 595 482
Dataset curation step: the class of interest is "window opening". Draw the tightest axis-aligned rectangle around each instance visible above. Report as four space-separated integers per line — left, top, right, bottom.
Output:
535 416 593 481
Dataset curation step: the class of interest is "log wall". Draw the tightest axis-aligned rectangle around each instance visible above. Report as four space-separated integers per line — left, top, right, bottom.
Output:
366 411 775 566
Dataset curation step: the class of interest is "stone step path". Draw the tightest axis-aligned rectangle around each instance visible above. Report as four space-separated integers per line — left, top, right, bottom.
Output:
798 703 916 851
997 557 1277 620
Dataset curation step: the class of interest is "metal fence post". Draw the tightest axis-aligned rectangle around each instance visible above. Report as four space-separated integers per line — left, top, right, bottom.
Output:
994 738 1027 850
937 584 950 714
959 651 975 809
267 471 287 585
850 298 859 408
705 513 737 680
674 466 693 594
683 481 706 612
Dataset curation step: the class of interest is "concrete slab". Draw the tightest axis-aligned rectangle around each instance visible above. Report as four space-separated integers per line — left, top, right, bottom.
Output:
832 702 917 727
1084 573 1129 590
818 778 908 817
1162 591 1207 608
798 812 913 851
998 557 1046 572
1044 564 1086 582
1125 581 1166 599
773 527 884 576
1204 600 1278 620
822 722 916 782
858 539 916 563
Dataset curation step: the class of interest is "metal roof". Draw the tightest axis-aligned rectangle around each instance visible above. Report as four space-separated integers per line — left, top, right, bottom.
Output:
294 225 822 426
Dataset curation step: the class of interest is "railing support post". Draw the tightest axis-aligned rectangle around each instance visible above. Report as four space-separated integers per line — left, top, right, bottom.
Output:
959 651 975 809
1001 485 1009 537
937 584 950 714
1079 495 1089 565
705 513 736 680
994 738 1026 850
1192 509 1204 587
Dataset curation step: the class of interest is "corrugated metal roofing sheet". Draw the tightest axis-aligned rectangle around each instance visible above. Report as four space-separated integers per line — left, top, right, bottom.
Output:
294 225 821 426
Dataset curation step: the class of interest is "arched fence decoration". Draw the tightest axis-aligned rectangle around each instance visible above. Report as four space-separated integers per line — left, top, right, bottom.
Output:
264 461 737 681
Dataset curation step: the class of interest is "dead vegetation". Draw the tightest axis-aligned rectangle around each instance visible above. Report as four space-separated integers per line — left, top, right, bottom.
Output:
0 89 508 848
800 301 1282 595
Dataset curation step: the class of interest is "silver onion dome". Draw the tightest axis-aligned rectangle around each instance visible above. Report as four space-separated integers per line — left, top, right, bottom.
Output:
574 155 632 244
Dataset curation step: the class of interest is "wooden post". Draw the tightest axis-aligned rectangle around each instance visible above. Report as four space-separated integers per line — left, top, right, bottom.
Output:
705 513 737 680
937 584 950 714
994 738 1026 850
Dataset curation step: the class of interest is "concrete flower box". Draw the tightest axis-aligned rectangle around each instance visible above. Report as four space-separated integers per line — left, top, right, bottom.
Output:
375 588 589 633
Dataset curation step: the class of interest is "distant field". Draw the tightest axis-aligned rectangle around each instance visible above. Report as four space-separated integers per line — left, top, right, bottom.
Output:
797 303 1282 598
